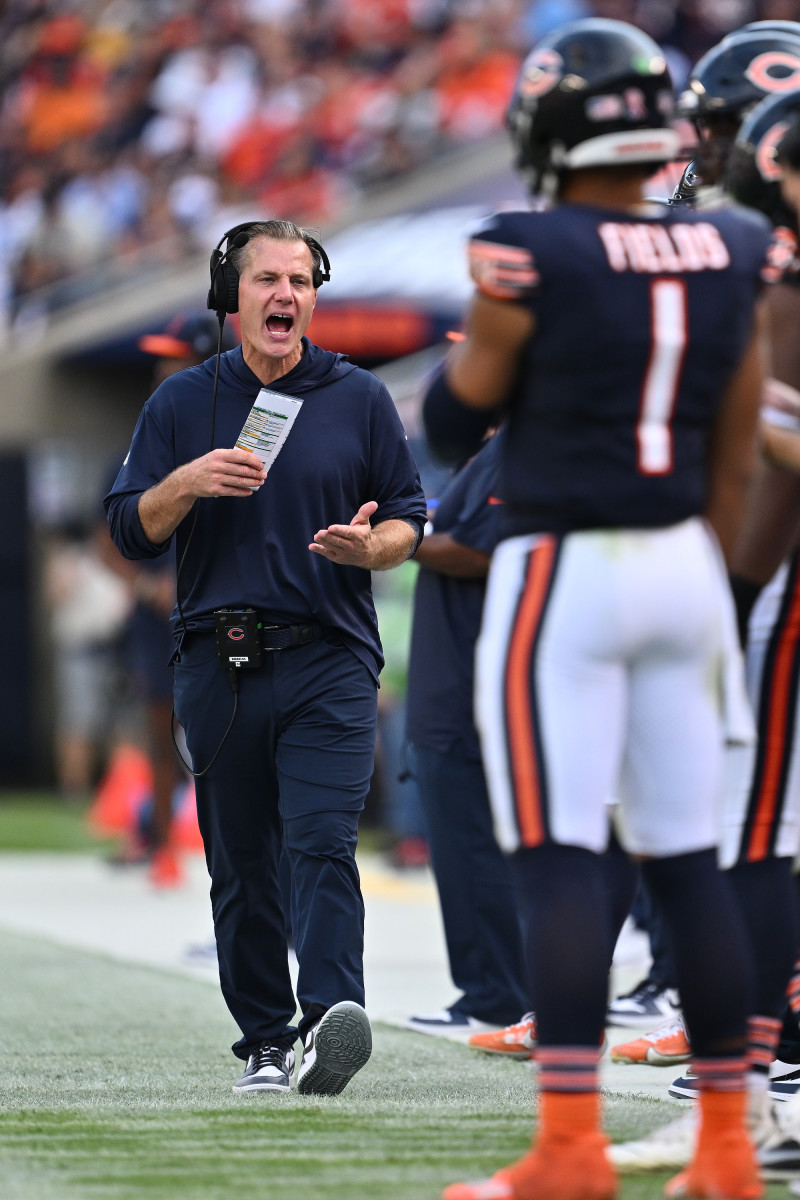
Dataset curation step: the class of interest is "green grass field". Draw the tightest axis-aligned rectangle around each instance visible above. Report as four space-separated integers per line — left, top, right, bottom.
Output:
0 928 790 1200
0 794 101 852
0 796 789 1199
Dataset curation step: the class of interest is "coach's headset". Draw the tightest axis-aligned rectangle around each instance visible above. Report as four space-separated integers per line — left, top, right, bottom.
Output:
207 221 331 315
172 222 332 778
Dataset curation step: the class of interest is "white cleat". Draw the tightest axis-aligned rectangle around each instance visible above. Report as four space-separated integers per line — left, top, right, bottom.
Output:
608 1110 697 1173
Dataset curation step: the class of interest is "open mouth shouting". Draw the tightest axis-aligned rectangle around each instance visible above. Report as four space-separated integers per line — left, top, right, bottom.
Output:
266 312 294 339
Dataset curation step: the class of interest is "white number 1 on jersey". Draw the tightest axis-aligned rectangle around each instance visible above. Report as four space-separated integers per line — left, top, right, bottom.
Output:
637 278 688 475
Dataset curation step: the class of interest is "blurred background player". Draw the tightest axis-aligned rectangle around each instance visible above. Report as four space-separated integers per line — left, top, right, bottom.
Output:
424 18 773 1200
99 311 237 887
45 516 131 801
671 22 800 206
403 426 530 1039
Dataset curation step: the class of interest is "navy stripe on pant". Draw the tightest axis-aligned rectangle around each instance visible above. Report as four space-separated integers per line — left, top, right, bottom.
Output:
174 634 377 1058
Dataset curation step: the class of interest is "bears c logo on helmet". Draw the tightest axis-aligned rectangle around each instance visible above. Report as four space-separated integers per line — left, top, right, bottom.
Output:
756 119 791 179
745 51 800 92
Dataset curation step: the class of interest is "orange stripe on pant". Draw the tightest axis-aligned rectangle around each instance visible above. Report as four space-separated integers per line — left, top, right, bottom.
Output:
505 537 557 847
747 575 800 860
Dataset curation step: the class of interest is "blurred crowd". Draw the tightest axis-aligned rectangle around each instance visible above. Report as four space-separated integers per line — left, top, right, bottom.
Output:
0 0 786 343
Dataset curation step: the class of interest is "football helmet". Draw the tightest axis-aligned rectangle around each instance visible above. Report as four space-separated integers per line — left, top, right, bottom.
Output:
725 89 800 232
506 18 678 194
679 29 800 127
677 28 800 188
738 21 800 39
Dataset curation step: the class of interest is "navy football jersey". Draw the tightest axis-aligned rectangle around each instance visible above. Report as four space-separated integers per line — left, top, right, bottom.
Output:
469 202 774 535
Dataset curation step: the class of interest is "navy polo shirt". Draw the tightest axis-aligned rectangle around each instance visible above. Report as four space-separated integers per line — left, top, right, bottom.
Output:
105 339 426 681
405 432 503 758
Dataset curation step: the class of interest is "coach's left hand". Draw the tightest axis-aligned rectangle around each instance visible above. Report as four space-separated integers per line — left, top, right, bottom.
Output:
310 502 416 571
309 501 380 567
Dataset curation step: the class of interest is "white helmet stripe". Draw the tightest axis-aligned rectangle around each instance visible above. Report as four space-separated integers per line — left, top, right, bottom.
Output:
565 127 682 168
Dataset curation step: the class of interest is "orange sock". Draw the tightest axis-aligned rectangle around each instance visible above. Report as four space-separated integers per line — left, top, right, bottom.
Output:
537 1090 602 1141
697 1087 747 1135
665 1088 762 1200
495 1090 616 1200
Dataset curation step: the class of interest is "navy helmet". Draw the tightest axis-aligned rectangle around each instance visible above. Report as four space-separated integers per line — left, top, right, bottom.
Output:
506 18 678 194
679 28 800 128
725 88 800 233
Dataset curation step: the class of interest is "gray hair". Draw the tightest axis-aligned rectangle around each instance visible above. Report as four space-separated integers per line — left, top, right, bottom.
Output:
229 219 324 282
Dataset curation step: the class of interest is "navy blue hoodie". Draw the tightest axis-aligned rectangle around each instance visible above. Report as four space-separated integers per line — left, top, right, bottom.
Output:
105 339 426 680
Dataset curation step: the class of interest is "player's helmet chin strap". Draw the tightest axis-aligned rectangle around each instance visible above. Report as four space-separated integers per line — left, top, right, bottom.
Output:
525 142 568 202
542 142 567 201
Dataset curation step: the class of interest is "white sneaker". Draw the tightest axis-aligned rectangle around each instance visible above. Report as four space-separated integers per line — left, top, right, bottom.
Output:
296 1001 372 1096
757 1089 800 1180
609 1089 780 1174
405 1009 502 1040
608 1110 697 1173
233 1043 295 1092
606 979 681 1029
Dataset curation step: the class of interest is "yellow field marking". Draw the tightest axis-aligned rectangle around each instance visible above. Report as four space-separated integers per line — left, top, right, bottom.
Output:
358 867 437 903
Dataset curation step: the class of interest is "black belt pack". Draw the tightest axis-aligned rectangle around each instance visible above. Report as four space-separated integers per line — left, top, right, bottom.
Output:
214 608 321 670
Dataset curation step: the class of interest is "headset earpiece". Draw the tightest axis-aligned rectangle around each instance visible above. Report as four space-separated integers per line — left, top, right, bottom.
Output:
207 227 249 314
306 238 331 289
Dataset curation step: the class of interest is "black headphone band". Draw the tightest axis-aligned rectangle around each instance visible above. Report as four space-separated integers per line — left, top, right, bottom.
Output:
212 222 331 285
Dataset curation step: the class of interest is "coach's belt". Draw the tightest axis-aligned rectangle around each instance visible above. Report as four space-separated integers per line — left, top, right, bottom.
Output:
261 623 322 651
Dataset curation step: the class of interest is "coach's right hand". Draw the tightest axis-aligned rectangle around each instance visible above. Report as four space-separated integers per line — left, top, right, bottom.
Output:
181 449 266 498
138 449 266 545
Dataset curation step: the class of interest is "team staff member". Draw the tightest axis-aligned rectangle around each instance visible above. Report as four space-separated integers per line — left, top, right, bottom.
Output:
106 219 426 1096
424 19 772 1200
404 429 530 1039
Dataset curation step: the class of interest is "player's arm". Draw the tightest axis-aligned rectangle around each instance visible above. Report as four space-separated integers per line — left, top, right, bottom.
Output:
755 285 800 477
449 293 536 409
423 294 535 463
761 422 800 473
726 287 800 640
705 307 766 564
413 531 491 578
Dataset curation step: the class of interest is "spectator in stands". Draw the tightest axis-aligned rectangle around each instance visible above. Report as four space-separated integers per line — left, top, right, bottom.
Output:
0 0 523 340
0 0 754 345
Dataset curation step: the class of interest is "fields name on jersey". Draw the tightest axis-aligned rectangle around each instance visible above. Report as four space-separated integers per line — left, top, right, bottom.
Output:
598 222 730 273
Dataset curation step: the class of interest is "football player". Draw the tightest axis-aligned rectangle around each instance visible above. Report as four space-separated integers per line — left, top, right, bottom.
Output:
671 24 800 204
424 17 776 1200
720 89 800 1184
611 84 800 1177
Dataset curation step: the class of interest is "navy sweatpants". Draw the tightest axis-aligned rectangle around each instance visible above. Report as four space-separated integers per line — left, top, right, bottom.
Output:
411 742 529 1024
174 634 377 1059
